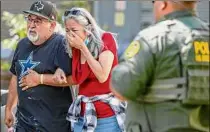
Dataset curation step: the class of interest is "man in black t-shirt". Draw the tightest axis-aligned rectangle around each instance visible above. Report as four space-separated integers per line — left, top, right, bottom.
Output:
4 1 73 132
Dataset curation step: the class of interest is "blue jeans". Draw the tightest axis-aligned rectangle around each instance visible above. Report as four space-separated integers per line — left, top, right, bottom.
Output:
73 116 121 132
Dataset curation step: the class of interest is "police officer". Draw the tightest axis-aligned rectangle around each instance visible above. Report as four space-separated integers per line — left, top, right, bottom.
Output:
111 1 209 132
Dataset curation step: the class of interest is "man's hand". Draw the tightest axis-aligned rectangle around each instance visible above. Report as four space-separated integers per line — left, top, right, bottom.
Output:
53 68 67 84
4 108 14 128
19 69 40 91
5 75 18 128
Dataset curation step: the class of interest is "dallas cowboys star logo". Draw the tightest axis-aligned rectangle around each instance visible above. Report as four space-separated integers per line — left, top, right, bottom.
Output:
18 51 40 79
35 1 44 11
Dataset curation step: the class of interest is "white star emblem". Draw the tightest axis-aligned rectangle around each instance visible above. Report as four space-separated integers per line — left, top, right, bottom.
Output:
35 1 44 11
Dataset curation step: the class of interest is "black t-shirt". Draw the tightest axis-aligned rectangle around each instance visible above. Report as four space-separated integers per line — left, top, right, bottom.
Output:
10 33 72 132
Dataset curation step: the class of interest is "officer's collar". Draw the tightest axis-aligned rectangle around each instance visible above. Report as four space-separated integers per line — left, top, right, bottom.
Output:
157 9 197 23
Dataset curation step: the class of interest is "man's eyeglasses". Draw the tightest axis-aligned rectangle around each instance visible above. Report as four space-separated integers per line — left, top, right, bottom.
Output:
63 9 90 24
25 16 50 26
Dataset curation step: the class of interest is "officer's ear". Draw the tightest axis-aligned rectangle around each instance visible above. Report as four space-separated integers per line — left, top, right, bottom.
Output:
160 1 167 10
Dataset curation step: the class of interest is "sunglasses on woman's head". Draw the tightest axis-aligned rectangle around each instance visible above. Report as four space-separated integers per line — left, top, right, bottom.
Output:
64 9 91 24
64 10 81 17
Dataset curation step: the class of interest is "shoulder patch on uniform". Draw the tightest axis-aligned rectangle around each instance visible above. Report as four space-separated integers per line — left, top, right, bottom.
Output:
124 41 140 59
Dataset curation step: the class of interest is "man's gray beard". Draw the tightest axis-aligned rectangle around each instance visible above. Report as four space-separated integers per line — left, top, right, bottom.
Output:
27 31 39 42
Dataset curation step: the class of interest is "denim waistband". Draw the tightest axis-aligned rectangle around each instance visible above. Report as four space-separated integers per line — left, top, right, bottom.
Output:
78 116 117 125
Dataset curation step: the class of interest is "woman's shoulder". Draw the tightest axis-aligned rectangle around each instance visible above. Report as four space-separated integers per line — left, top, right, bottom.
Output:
102 32 114 40
101 32 117 52
102 32 116 46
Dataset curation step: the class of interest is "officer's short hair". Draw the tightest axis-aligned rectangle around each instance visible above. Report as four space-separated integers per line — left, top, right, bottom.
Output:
182 1 197 5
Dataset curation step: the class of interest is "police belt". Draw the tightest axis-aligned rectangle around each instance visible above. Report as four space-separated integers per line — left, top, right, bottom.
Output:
137 77 186 103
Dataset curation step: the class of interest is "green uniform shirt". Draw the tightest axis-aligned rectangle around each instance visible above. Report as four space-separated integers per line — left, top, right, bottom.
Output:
111 10 209 132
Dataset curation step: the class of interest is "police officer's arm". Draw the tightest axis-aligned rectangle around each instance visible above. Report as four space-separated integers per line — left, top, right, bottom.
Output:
111 39 155 101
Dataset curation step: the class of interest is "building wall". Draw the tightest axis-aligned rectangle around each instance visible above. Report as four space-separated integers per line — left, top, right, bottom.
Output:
197 1 209 23
1 1 209 42
93 1 209 56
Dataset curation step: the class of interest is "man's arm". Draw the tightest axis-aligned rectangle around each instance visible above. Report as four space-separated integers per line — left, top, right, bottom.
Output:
110 39 155 101
21 37 74 89
5 75 18 112
42 74 74 87
5 75 18 128
39 37 73 87
20 70 75 91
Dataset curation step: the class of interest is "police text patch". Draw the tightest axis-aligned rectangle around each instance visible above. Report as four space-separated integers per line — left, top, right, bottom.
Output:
194 41 209 62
